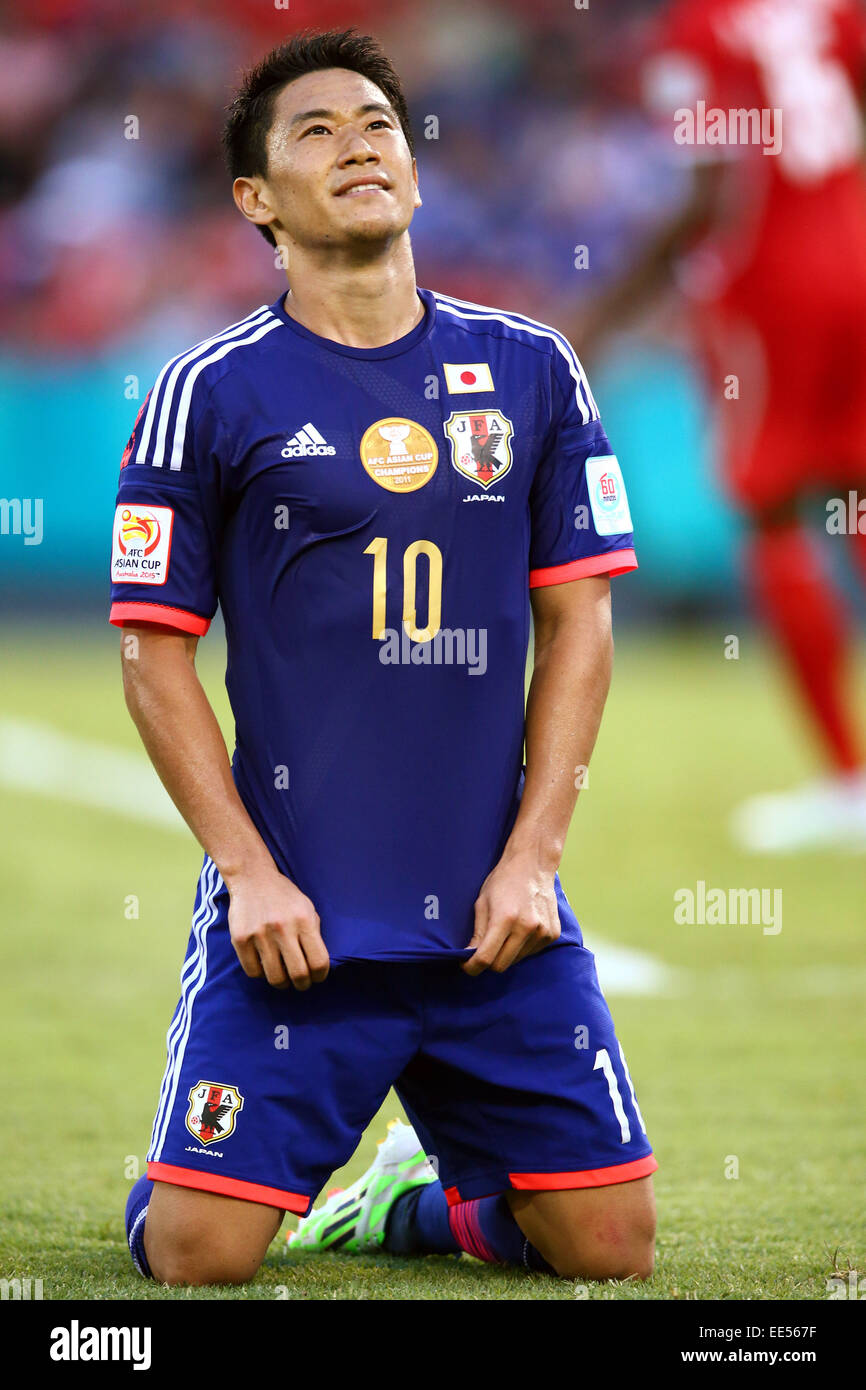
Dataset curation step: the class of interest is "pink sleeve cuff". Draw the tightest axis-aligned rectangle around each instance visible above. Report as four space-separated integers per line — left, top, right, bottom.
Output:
109 601 211 636
529 547 638 588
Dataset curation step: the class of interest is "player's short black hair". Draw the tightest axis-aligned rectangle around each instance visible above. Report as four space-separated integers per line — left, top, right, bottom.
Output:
222 27 416 248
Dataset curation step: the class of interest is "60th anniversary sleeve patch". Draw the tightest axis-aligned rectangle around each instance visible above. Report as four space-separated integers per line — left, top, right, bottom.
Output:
585 456 632 535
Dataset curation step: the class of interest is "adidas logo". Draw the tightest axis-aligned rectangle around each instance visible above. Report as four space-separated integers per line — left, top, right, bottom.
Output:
281 422 336 458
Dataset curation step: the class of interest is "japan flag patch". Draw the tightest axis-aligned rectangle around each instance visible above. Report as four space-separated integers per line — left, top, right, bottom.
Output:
585 456 632 536
111 504 173 584
442 362 494 394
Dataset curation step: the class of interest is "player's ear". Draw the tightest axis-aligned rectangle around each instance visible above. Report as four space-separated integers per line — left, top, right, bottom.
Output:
232 176 279 234
411 158 422 210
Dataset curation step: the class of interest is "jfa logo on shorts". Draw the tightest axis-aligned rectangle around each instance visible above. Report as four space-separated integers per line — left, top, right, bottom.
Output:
185 1082 244 1144
444 410 514 489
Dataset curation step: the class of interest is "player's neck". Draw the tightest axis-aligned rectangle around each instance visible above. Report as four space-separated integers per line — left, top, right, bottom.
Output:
280 240 422 349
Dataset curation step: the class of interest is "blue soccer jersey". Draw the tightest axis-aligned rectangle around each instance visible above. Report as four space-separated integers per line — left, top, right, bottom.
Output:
109 288 637 964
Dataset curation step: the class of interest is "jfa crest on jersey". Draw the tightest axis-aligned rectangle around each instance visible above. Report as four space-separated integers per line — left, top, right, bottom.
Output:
444 409 514 489
186 1081 244 1144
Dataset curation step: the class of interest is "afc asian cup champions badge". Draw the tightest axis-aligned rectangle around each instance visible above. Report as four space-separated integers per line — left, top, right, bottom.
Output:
185 1081 244 1145
359 417 439 492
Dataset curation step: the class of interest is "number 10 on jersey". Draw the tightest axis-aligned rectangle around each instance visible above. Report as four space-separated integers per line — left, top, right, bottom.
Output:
364 537 443 643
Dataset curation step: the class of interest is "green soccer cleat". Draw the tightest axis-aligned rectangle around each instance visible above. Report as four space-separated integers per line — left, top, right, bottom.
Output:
288 1119 438 1254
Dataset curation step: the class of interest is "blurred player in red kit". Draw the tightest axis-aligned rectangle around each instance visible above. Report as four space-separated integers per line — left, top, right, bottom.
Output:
577 0 866 850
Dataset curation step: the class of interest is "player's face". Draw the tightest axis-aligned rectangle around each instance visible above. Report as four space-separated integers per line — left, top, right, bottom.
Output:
256 68 421 251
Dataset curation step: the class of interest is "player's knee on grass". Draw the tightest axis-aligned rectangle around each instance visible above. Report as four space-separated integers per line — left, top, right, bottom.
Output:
509 1176 656 1282
550 1229 656 1283
144 1181 282 1287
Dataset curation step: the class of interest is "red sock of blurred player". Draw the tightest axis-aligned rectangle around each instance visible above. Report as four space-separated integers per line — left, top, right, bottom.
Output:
747 523 862 774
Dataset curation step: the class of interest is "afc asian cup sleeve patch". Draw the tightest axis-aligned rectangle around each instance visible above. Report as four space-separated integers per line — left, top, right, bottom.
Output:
111 504 174 585
585 456 633 536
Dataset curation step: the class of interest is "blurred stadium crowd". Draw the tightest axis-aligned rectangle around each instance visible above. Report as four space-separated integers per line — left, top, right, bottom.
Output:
0 0 680 357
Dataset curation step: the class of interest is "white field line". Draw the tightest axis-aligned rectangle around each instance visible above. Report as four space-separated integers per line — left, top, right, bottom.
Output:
587 937 679 997
0 717 677 996
0 716 185 830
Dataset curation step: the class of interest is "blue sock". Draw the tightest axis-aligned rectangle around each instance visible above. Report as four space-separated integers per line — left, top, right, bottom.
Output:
385 1181 554 1272
125 1174 154 1279
385 1181 460 1255
450 1193 554 1273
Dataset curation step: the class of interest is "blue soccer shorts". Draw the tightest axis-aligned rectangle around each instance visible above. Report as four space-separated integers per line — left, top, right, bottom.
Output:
146 857 657 1212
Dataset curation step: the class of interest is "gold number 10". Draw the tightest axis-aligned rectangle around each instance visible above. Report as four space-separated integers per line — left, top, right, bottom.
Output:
363 537 443 643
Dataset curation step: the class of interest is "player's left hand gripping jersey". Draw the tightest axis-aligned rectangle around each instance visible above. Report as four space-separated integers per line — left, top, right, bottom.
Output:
109 289 637 963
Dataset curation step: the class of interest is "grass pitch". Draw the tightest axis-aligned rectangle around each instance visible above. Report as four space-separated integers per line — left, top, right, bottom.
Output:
1 620 864 1300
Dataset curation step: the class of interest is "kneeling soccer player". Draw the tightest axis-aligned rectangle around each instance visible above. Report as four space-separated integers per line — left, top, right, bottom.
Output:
117 27 656 1287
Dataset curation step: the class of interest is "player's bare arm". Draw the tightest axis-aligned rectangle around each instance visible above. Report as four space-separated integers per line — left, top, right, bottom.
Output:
120 625 328 990
463 574 613 976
